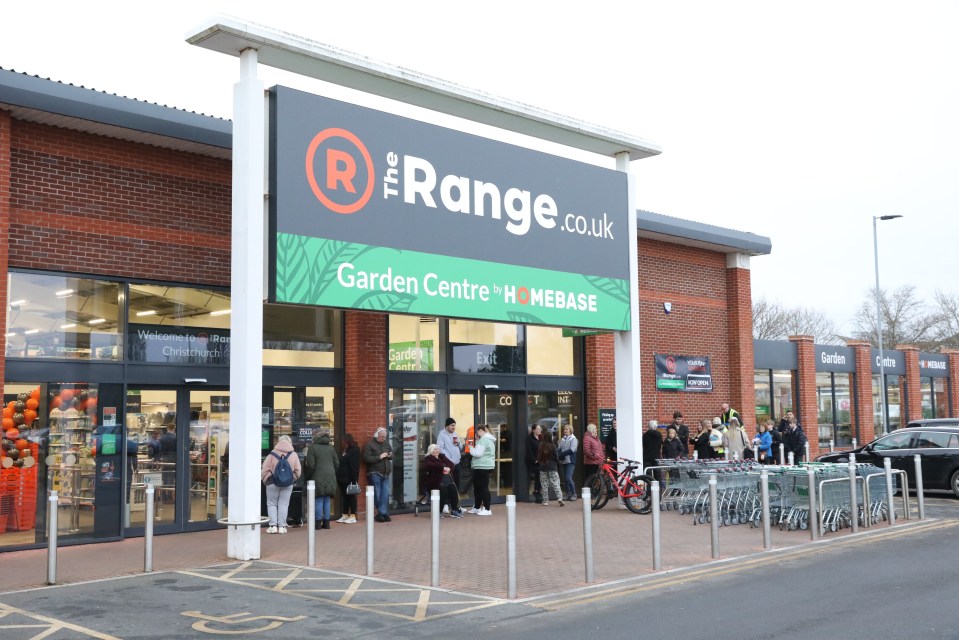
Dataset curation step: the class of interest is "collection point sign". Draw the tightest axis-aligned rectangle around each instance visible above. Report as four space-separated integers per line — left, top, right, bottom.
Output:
269 86 631 330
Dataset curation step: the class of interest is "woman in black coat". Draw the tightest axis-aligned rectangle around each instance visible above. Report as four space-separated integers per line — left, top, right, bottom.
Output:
336 433 360 524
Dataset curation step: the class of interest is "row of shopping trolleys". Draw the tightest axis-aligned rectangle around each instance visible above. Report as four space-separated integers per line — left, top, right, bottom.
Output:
648 459 898 533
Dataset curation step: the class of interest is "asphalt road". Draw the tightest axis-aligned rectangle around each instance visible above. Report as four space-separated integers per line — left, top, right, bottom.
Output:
1 496 955 640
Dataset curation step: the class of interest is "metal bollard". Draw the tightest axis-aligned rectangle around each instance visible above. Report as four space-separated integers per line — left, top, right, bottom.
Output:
788 451 795 466
807 466 818 541
779 443 785 465
651 481 662 570
724 448 730 462
733 451 739 461
582 487 594 583
914 455 925 520
848 453 858 533
431 490 440 587
883 458 896 526
708 476 719 559
144 485 155 573
752 445 758 462
47 490 58 585
760 469 771 550
804 442 810 463
506 495 517 598
692 450 698 461
852 438 858 449
829 440 835 453
307 481 316 567
366 486 375 576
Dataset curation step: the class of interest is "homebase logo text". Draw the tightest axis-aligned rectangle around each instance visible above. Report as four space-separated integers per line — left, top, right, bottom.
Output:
381 152 615 239
336 263 598 312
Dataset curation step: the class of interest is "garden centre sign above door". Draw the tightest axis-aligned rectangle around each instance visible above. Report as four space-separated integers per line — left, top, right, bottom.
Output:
268 86 631 330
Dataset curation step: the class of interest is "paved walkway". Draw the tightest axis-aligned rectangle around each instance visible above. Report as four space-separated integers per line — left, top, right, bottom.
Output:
0 501 891 598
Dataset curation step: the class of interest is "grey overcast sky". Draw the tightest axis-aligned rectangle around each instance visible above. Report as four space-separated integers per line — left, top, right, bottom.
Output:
2 1 956 335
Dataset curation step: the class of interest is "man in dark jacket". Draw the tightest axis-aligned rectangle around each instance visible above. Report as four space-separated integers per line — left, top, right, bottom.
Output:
362 428 393 522
642 421 663 472
671 411 690 452
526 424 543 503
782 417 808 463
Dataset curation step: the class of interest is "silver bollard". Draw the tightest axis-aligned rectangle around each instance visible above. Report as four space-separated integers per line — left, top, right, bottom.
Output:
752 445 758 462
582 487 594 582
651 481 662 570
807 466 818 541
47 490 58 585
733 451 739 461
829 440 835 453
506 495 517 598
848 453 858 533
724 448 730 462
883 458 896 526
366 486 375 576
431 489 440 587
788 451 795 466
804 442 810 463
779 443 785 465
144 485 155 573
307 481 316 567
693 450 698 461
914 455 925 520
760 469 771 550
852 438 858 449
709 476 719 559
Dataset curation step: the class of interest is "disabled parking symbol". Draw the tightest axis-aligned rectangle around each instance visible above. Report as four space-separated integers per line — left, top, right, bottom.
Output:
181 610 306 634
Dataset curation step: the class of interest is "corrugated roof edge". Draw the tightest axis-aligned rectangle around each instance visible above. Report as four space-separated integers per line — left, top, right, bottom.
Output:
637 209 772 256
0 68 232 149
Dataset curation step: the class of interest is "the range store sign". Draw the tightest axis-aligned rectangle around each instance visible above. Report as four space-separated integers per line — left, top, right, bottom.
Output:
269 86 631 330
127 325 230 365
654 354 713 392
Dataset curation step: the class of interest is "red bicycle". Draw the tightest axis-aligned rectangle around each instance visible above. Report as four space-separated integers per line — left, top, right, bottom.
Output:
585 457 653 514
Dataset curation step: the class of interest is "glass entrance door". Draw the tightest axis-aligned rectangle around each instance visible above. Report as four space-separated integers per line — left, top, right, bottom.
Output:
482 391 518 497
123 387 229 533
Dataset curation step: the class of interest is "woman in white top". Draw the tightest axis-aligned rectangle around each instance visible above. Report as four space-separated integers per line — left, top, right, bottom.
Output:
558 425 579 501
726 417 750 461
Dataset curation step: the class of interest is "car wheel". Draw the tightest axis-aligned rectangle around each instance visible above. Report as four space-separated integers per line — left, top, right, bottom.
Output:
951 469 959 499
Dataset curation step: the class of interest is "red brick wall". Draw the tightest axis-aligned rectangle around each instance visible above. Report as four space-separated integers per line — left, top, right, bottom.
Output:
896 345 922 423
584 240 758 438
725 264 755 427
944 349 959 417
790 335 818 459
0 110 10 387
848 340 874 445
344 311 387 504
584 332 615 425
7 121 231 285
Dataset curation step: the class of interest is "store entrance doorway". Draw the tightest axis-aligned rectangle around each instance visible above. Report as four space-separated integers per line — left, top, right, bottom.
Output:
123 387 230 534
449 390 520 503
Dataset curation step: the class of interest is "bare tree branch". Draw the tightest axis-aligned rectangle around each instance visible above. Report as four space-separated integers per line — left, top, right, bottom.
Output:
753 297 838 343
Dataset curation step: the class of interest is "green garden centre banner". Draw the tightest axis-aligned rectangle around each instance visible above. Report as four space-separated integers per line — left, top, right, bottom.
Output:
269 86 631 331
654 354 713 392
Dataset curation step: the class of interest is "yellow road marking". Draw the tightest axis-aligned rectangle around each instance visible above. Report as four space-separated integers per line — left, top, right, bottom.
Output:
413 590 431 621
539 519 958 610
219 561 252 581
273 568 301 591
337 578 363 605
0 602 122 640
181 611 306 635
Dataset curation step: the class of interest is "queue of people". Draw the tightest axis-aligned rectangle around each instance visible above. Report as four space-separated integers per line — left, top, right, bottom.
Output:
259 408 808 529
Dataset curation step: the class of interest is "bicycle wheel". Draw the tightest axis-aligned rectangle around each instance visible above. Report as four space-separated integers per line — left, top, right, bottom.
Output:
624 474 653 514
586 473 610 510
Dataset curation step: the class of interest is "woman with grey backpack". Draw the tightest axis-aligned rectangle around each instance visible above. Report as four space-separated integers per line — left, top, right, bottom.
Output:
261 435 302 534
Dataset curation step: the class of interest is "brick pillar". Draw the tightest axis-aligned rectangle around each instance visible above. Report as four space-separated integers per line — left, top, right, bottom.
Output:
942 348 959 418
0 110 10 389
847 340 875 444
725 255 755 425
789 335 818 458
896 344 922 423
585 332 616 426
344 311 387 509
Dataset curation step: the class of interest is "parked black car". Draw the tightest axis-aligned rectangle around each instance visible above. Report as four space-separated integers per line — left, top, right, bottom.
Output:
816 420 959 497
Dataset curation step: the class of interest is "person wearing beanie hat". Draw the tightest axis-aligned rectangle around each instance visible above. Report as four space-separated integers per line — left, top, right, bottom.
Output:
437 417 463 500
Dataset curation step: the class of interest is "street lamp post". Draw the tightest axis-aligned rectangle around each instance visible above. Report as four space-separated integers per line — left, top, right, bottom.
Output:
873 214 903 434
